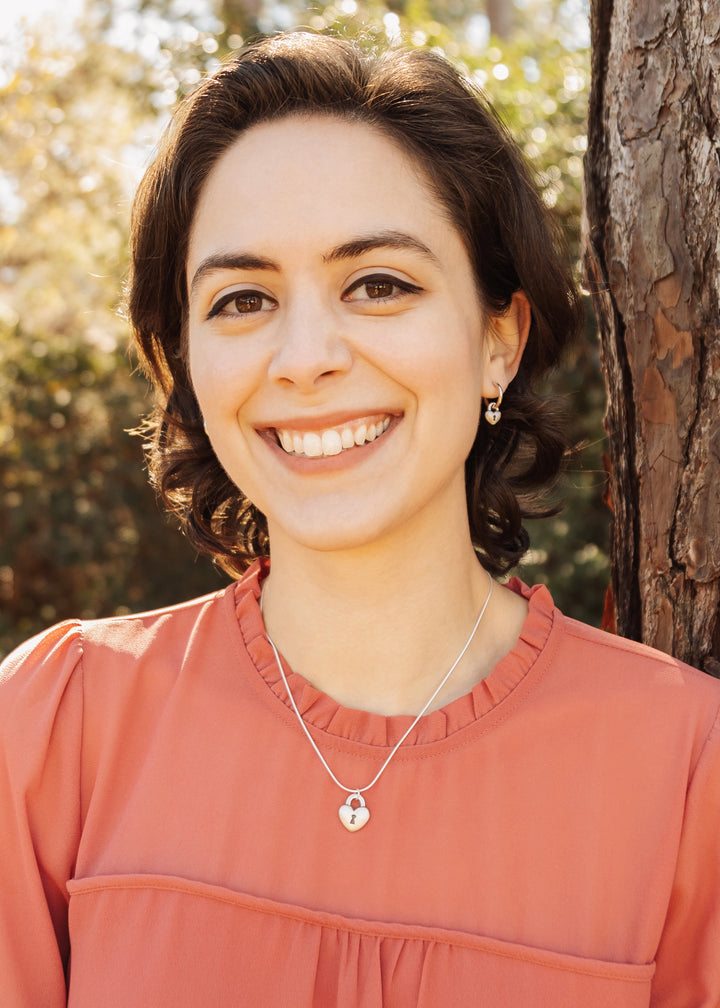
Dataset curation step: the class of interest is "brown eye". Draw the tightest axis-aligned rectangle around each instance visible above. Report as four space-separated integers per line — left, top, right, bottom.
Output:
365 280 395 299
207 289 276 319
343 273 423 304
232 293 264 313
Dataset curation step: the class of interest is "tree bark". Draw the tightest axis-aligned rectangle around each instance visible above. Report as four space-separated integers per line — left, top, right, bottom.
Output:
583 0 720 675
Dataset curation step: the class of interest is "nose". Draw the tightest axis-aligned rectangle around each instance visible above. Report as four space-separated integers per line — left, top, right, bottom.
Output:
267 295 353 390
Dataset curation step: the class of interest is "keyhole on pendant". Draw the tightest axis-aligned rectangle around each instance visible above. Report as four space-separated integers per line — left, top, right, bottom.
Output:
339 793 369 831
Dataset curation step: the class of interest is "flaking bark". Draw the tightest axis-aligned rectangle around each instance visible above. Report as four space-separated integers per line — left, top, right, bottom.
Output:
583 0 720 674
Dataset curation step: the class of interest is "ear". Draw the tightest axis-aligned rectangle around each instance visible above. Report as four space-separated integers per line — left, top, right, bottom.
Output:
482 291 531 398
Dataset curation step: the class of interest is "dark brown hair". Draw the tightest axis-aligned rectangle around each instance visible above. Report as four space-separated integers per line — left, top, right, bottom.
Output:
129 30 583 577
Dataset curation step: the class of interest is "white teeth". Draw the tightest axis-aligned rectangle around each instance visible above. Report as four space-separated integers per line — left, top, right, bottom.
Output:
321 430 343 456
275 417 393 458
303 432 323 458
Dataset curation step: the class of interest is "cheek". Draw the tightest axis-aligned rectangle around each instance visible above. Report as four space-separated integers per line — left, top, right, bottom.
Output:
406 313 484 402
426 323 485 442
188 337 257 421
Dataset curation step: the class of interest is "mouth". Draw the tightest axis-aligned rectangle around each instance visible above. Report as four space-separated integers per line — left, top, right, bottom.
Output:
273 415 393 459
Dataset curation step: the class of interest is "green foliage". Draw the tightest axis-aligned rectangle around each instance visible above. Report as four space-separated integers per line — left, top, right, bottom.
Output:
0 326 225 652
0 0 607 659
0 19 227 659
517 299 609 624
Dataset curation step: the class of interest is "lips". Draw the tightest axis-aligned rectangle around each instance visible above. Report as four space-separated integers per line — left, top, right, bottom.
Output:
274 416 392 458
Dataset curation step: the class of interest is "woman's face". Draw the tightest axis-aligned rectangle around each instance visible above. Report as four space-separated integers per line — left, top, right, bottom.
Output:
186 114 500 557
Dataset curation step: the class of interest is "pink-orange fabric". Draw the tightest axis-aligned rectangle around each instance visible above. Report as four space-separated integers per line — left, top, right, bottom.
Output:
1 561 719 1007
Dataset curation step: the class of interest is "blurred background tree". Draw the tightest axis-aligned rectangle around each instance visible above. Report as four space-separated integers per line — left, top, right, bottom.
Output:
0 0 607 658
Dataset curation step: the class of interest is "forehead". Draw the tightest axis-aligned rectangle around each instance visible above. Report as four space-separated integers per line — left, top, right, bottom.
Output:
187 114 457 259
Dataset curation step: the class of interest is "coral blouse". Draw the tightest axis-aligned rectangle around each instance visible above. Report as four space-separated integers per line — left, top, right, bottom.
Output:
1 560 719 1007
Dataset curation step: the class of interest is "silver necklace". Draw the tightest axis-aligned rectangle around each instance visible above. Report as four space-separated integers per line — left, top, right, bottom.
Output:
262 571 493 832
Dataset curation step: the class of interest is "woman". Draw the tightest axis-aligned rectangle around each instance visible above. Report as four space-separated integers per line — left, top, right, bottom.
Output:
1 31 719 1007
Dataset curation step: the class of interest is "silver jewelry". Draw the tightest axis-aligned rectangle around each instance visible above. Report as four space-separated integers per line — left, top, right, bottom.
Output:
262 572 493 832
484 382 503 425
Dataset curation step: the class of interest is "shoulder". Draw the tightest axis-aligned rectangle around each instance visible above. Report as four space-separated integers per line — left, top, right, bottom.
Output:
0 620 85 740
557 608 720 700
512 578 720 770
0 581 241 706
81 584 236 666
549 605 720 771
514 575 720 701
0 581 250 782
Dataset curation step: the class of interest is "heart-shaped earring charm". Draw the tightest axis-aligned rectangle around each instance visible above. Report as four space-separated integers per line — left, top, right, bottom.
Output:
484 404 501 425
338 793 370 832
484 383 503 426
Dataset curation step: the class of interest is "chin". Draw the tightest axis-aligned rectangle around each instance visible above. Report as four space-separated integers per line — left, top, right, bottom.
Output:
266 504 406 556
275 524 388 555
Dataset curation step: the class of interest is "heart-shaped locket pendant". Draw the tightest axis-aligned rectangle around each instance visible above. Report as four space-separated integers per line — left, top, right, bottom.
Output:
338 793 370 832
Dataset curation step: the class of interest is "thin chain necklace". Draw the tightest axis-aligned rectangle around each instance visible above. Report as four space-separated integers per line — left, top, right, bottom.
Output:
261 571 493 832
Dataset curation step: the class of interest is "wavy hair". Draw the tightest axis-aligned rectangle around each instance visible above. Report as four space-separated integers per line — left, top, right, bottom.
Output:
129 31 583 577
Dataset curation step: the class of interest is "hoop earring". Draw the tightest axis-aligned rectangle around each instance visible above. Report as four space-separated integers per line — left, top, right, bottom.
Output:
484 383 503 426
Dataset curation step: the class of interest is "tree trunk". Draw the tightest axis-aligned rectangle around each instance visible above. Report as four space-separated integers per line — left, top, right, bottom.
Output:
583 0 720 675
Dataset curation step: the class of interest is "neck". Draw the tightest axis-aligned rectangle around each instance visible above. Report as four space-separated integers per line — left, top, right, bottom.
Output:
260 519 522 716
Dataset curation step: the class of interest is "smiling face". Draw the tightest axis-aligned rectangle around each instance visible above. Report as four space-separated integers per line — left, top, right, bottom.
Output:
186 114 501 558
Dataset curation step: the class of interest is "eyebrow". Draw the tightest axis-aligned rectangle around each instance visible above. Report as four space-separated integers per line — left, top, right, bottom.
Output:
189 253 279 298
322 230 440 266
189 230 440 298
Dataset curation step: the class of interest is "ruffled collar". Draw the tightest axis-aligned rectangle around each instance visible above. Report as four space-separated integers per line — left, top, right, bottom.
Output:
234 558 555 749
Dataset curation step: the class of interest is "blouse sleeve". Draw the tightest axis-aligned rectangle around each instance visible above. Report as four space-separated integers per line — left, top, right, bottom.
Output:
651 706 720 1006
0 622 84 1008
